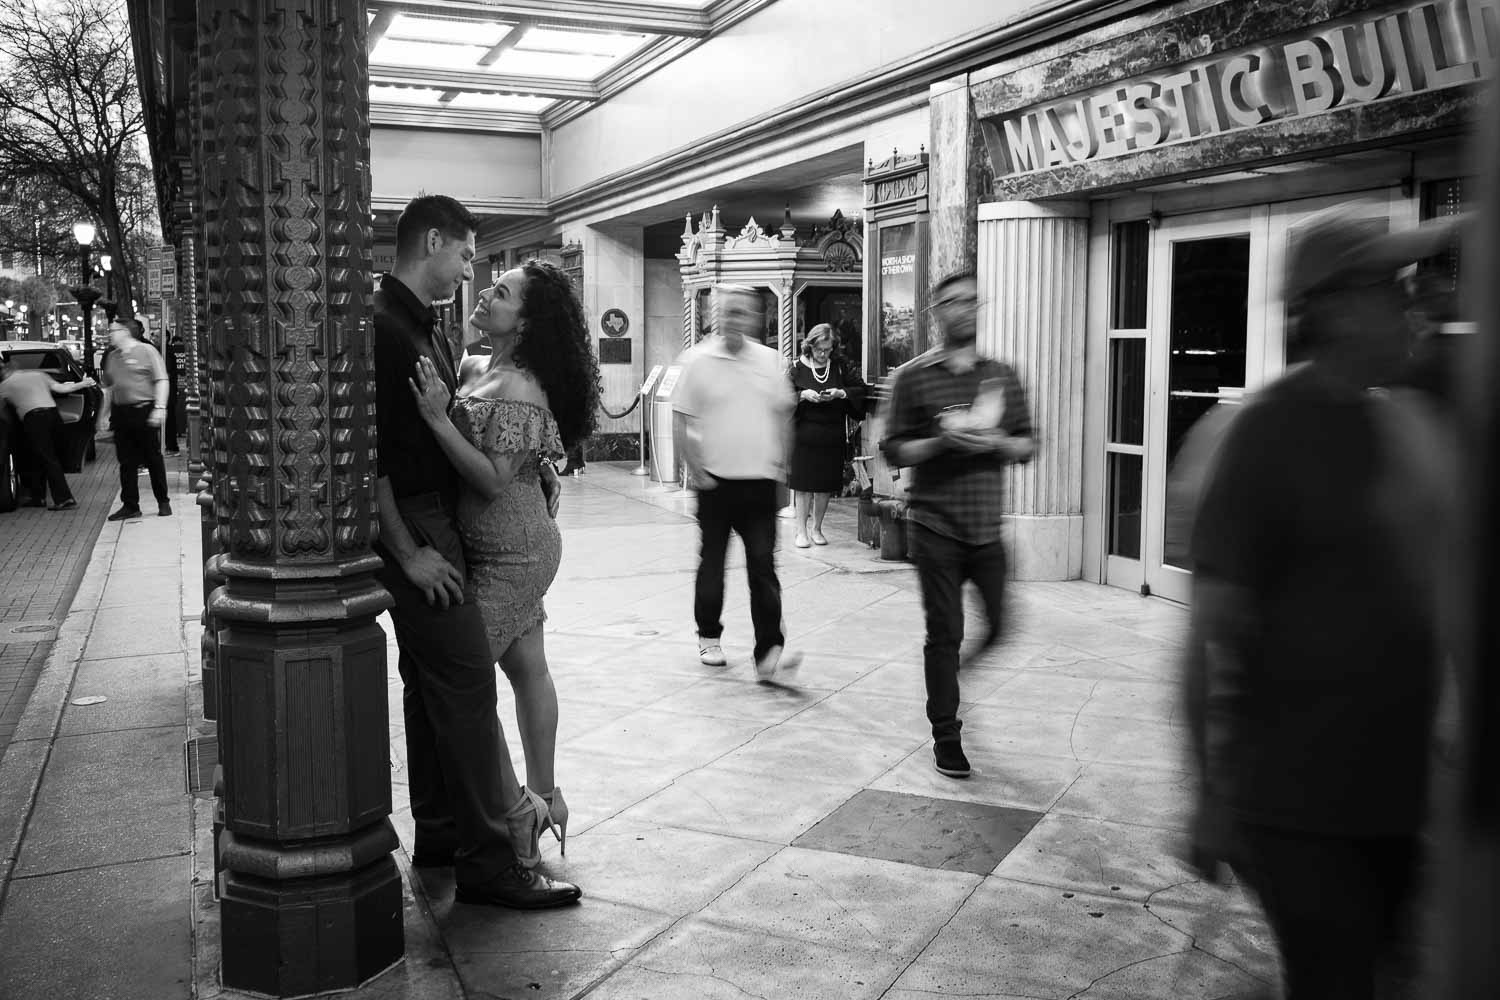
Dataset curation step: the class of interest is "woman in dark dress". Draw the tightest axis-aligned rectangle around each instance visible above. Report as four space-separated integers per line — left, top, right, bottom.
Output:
788 324 866 547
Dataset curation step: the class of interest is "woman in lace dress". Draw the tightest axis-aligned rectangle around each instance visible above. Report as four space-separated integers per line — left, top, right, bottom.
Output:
411 260 601 866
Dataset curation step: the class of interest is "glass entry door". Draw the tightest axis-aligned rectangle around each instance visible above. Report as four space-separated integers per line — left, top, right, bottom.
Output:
1141 210 1269 603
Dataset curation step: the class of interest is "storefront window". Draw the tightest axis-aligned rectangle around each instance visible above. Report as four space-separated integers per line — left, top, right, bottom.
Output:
877 222 918 374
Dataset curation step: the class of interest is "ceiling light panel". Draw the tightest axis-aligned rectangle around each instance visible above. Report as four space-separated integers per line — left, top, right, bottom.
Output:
444 92 555 112
488 49 616 78
518 26 649 57
389 13 510 46
369 84 447 106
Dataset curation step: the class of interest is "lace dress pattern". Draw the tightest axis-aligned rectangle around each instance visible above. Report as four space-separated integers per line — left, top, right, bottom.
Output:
450 396 565 653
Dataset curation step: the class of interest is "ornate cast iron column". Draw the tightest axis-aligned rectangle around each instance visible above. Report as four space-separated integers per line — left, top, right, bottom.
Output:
197 0 400 994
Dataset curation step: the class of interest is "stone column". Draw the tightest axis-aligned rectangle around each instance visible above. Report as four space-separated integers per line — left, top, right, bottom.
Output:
197 0 401 994
927 75 985 288
585 224 645 445
976 200 1089 581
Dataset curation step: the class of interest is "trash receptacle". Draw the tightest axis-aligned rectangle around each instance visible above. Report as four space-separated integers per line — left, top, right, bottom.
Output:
877 499 908 562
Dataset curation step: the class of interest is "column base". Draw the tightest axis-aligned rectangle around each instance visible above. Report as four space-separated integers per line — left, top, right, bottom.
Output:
221 855 403 998
1003 514 1083 581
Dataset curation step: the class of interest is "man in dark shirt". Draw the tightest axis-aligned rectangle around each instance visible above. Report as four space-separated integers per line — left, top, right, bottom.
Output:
881 271 1034 779
374 194 579 909
1187 207 1461 998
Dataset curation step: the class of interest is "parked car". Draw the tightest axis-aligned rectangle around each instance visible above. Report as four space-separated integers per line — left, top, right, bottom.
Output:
0 340 103 474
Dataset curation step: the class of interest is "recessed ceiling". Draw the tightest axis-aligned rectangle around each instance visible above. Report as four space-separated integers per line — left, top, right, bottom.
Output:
366 1 763 122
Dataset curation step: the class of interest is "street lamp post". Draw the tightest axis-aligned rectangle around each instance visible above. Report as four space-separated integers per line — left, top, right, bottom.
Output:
71 220 100 375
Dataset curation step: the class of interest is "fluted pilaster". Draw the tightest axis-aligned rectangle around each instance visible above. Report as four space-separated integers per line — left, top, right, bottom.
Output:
977 200 1089 580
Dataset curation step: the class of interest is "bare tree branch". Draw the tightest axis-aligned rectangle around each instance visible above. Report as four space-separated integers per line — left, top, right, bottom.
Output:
0 0 155 313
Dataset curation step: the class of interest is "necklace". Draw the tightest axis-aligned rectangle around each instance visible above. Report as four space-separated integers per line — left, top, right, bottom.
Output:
808 358 831 384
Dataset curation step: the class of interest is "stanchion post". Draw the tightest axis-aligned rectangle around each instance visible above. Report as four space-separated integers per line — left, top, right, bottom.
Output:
632 389 649 476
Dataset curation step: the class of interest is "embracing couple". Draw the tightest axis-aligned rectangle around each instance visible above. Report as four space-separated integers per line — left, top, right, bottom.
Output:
374 194 601 909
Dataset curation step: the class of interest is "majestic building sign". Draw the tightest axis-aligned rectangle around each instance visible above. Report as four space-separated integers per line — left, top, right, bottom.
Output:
984 0 1496 176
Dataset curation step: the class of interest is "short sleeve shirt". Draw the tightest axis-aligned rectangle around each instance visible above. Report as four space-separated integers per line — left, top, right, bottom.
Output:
374 274 461 506
880 349 1033 545
672 336 793 481
0 370 58 419
104 341 166 405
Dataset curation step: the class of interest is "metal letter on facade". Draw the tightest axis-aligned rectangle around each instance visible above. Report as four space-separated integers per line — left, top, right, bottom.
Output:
197 0 400 994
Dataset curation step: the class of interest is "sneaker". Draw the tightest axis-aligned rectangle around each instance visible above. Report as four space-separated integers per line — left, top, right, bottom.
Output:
933 740 971 778
697 637 726 666
754 645 802 682
793 532 810 548
158 502 172 517
48 499 78 511
107 505 142 521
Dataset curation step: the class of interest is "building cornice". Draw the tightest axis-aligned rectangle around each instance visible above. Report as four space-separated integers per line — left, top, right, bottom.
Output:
371 65 599 100
371 104 544 132
540 0 1156 223
373 194 549 215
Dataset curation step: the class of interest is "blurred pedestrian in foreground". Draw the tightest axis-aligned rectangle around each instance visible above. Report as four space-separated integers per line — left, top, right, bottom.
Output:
1185 207 1465 1000
787 323 866 548
101 317 171 520
674 284 801 681
881 271 1033 779
0 350 95 510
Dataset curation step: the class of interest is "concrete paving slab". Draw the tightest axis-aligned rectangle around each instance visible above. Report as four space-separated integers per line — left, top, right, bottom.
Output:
646 675 829 726
109 518 190 568
712 718 921 786
543 815 780 915
98 566 184 610
870 745 1083 812
617 764 857 843
435 896 671 999
14 726 190 876
82 603 185 661
548 748 704 837
0 855 191 1000
585 915 907 1000
1050 762 1196 831
995 813 1204 899
697 845 981 957
892 877 1195 997
959 703 1115 762
565 706 765 767
794 789 1043 876
791 687 927 735
58 653 187 736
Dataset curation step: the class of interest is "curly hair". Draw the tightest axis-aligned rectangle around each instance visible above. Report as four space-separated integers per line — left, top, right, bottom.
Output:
514 259 601 449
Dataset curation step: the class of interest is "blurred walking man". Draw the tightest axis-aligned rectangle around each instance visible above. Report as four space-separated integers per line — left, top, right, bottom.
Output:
102 317 171 520
1186 207 1463 999
674 285 800 681
882 272 1034 778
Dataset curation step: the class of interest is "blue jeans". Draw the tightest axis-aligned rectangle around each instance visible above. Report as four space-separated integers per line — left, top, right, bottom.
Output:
694 477 784 660
909 521 1007 743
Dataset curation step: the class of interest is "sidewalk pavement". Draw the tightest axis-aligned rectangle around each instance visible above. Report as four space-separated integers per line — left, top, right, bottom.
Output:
0 461 1280 1000
0 443 123 751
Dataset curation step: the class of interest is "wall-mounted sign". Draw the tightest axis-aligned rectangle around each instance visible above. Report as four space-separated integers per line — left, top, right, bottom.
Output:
599 338 632 364
600 307 630 337
373 244 396 272
983 0 1496 178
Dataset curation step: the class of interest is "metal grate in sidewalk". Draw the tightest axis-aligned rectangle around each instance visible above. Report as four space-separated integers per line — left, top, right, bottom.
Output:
184 734 218 796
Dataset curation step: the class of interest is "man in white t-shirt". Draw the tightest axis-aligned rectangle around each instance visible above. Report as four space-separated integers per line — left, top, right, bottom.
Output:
673 285 801 681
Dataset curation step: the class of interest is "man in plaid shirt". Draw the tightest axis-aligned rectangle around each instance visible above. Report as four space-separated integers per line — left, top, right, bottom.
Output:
881 271 1034 778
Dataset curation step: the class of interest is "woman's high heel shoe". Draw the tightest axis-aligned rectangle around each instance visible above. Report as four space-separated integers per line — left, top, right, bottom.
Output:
505 786 555 869
540 787 568 856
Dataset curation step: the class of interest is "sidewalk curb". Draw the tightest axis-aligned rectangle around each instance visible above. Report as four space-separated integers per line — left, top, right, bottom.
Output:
0 530 118 911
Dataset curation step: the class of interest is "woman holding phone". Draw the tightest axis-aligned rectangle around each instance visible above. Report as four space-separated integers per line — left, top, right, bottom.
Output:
787 324 866 548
